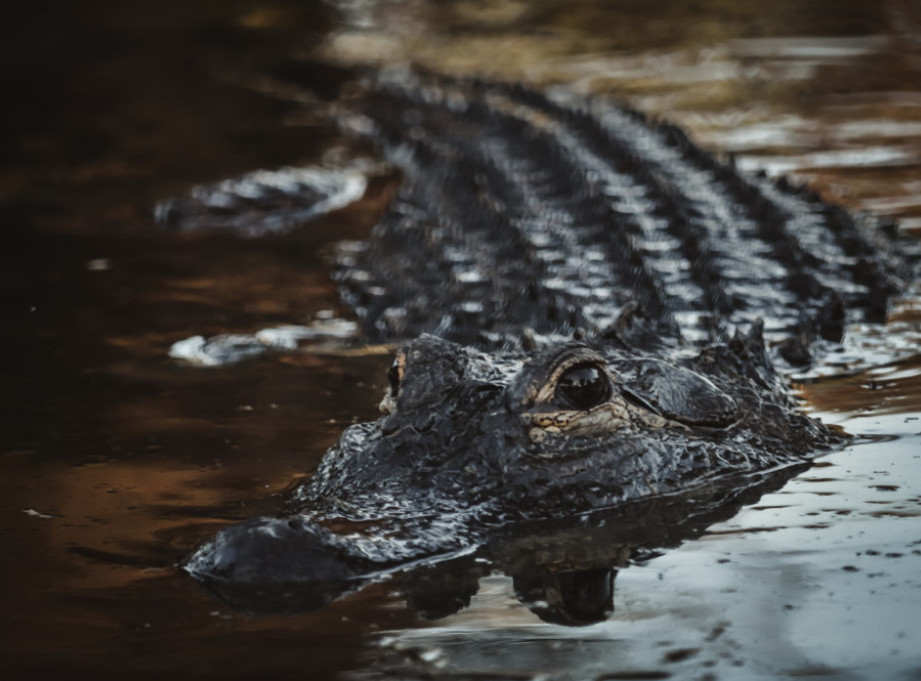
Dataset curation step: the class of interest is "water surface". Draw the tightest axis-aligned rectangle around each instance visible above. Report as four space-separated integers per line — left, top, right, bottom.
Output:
2 1 921 680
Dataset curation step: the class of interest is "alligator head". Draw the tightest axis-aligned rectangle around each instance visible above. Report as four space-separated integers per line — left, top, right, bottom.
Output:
184 328 843 612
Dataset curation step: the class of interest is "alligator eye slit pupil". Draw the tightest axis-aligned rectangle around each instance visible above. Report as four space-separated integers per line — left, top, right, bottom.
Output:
388 363 401 397
555 364 612 411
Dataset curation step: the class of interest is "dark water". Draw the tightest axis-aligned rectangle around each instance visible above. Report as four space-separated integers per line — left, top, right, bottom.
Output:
2 1 921 679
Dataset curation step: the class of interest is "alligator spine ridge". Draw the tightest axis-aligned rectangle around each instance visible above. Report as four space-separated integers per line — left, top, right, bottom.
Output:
334 72 908 358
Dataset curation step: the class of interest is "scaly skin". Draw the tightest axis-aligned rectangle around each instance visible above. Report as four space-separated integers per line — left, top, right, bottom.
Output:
182 72 913 613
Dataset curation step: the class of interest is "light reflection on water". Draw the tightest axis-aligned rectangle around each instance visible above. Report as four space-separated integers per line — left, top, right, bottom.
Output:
359 391 921 680
2 1 921 680
321 0 921 236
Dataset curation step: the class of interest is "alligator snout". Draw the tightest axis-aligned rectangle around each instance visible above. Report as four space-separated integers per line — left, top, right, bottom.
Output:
182 516 370 613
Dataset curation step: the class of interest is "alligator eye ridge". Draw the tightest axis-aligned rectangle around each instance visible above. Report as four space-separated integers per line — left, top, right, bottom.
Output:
555 363 612 411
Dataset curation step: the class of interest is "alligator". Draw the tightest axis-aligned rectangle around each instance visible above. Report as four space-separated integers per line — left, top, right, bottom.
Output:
179 71 915 616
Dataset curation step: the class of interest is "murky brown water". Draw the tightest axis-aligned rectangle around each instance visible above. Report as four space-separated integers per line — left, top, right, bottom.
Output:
2 1 920 680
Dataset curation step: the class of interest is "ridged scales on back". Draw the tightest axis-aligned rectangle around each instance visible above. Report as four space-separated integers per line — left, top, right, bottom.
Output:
180 71 918 615
333 71 909 364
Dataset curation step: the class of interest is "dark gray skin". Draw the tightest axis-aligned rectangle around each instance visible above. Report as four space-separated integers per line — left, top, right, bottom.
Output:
179 72 914 614
184 328 842 603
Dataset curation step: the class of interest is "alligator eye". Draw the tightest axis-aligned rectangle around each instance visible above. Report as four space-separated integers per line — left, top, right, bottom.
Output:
555 363 612 411
387 360 402 398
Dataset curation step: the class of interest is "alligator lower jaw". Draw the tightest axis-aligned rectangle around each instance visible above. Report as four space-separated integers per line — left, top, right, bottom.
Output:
183 460 815 615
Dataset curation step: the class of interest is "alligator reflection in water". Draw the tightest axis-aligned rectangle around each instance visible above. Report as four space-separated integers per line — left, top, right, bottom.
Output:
177 72 918 620
197 467 802 622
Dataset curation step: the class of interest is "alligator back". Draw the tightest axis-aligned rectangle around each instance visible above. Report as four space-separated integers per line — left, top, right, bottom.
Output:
333 71 909 363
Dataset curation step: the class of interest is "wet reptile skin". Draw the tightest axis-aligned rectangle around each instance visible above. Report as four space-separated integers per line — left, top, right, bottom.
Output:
182 72 916 611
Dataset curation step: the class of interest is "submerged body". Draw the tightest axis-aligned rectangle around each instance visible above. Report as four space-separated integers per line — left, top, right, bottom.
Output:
181 72 914 613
